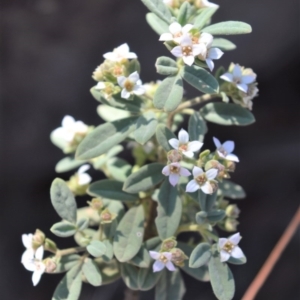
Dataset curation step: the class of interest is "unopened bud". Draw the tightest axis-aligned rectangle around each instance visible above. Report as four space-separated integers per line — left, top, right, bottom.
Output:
225 204 240 218
161 237 177 251
170 248 188 267
32 229 45 249
226 161 236 172
44 258 57 273
100 209 117 224
167 150 183 163
209 181 218 193
225 218 239 232
44 238 57 253
87 198 103 212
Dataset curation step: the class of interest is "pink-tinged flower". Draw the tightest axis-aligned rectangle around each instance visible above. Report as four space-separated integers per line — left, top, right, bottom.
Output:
117 71 145 99
220 63 256 93
159 22 194 44
218 232 245 262
213 137 239 162
186 166 218 194
162 162 191 186
21 246 46 286
149 251 176 272
103 43 137 62
169 128 203 158
171 34 205 66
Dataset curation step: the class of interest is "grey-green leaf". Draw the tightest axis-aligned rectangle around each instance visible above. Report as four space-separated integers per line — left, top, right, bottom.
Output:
156 124 177 152
87 240 107 258
113 205 145 262
127 59 141 75
146 12 169 35
106 157 131 182
207 210 226 222
202 21 252 35
227 255 247 265
182 65 219 94
201 102 255 126
155 56 179 76
120 263 139 290
153 75 183 112
97 105 130 122
189 243 212 268
141 0 172 23
50 178 77 224
211 38 236 51
219 180 246 199
177 2 192 25
54 255 81 274
209 252 235 300
76 116 139 160
138 266 162 291
82 258 102 286
155 180 182 240
55 157 85 173
88 179 138 202
76 218 89 231
188 111 207 143
193 7 218 29
123 163 165 194
50 222 77 238
130 244 151 268
135 111 158 145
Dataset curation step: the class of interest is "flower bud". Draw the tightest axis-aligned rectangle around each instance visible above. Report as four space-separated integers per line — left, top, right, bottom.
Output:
87 198 103 212
225 204 240 218
32 229 45 249
44 238 57 253
209 181 218 193
44 258 57 273
225 160 236 172
167 150 183 163
161 237 177 251
225 218 239 232
170 248 188 267
100 209 117 224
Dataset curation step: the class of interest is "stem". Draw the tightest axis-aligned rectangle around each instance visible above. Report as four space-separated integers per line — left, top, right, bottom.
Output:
56 246 86 257
242 207 300 300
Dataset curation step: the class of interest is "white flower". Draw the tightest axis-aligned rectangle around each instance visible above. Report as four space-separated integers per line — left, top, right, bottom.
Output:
162 162 191 187
220 64 256 93
149 251 176 272
21 246 46 286
159 22 194 44
171 34 205 66
103 43 137 62
218 232 245 262
234 83 259 110
186 166 218 194
195 0 219 8
213 137 239 162
169 128 203 158
117 71 145 99
22 233 35 259
77 164 92 185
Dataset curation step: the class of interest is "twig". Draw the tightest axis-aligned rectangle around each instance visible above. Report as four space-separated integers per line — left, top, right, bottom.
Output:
56 246 86 257
241 207 300 300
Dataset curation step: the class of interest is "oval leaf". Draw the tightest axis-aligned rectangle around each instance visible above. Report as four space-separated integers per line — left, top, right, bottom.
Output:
201 102 255 126
140 0 172 23
50 178 77 224
50 222 77 238
189 243 212 268
113 205 145 262
155 56 179 76
87 240 107 258
188 111 207 143
55 157 85 173
177 1 192 25
219 180 246 199
146 12 169 35
227 255 247 265
155 180 182 240
106 157 131 182
211 38 236 51
207 209 226 222
76 116 138 160
202 21 252 35
123 163 165 194
156 124 177 152
193 7 218 29
138 266 161 291
134 111 158 145
54 255 81 274
120 263 139 290
82 258 102 286
129 244 151 268
88 179 138 202
97 105 130 122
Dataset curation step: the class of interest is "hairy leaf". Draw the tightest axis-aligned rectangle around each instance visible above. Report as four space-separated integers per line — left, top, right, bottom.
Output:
202 21 252 35
155 56 179 76
156 124 177 152
189 243 212 268
193 7 218 29
188 111 207 143
146 12 169 35
82 258 102 286
135 111 158 145
219 180 246 199
140 0 172 23
211 38 236 51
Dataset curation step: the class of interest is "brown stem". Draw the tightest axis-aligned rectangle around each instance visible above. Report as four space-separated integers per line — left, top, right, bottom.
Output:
242 207 300 300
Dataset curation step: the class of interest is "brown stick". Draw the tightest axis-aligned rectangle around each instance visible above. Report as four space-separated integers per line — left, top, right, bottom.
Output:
241 207 300 300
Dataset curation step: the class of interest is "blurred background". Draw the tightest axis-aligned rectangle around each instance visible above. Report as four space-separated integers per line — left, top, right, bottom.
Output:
1 0 299 299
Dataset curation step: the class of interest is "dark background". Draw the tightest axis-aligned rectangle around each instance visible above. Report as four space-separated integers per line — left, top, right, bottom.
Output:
1 0 299 299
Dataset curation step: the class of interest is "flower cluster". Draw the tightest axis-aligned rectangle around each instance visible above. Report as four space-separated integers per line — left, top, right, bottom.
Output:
163 0 218 9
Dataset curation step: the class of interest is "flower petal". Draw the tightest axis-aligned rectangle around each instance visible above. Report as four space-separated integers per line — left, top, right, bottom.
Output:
241 74 256 84
117 76 126 87
169 174 180 186
162 165 170 176
163 252 173 260
133 85 146 95
78 173 92 185
169 22 182 35
127 52 137 59
22 234 33 249
220 250 230 262
117 43 130 54
232 64 242 78
183 55 194 66
206 58 214 71
199 32 213 46
186 180 199 193
237 83 248 93
192 44 206 56
201 182 213 194
182 24 193 34
231 246 245 259
103 52 115 60
180 167 191 177
222 141 235 153
171 46 183 58
35 246 44 261
128 71 139 83
159 33 173 41
229 232 241 245
32 270 43 286
153 260 165 272
192 166 203 177
218 238 228 250
178 129 189 144
121 89 131 99
180 34 192 45
213 137 221 148
182 150 194 158
208 48 224 60
95 82 105 90
220 73 233 83
169 138 179 149
149 251 160 260
62 115 75 128
187 141 203 152
166 261 176 271
206 168 218 180
78 164 90 174
226 154 239 162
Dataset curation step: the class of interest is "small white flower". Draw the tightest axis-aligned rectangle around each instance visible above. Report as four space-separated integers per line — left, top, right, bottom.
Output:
21 246 46 286
103 43 137 62
213 137 239 162
159 22 194 44
162 162 191 187
22 233 35 259
218 232 245 262
171 34 205 66
169 128 203 158
186 166 218 194
220 64 256 93
77 164 92 185
195 0 219 8
117 71 145 99
149 251 176 272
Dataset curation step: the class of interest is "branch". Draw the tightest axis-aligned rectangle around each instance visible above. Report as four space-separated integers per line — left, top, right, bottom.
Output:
56 246 86 257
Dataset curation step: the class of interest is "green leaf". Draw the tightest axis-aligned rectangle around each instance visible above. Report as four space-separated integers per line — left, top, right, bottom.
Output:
102 240 114 262
156 124 177 152
74 228 97 247
127 59 141 75
209 252 235 300
94 259 120 285
55 157 85 173
207 210 226 222
52 264 82 300
195 211 207 225
129 244 151 268
189 243 212 268
123 163 165 194
198 190 217 212
97 105 130 122
120 263 139 290
138 266 162 291
92 145 123 169
211 38 236 51
182 65 219 94
76 116 138 160
219 180 246 199
202 21 252 35
188 111 207 143
155 269 186 300
177 2 192 25
193 7 218 29
77 207 100 227
155 180 182 240
201 102 255 126
87 240 107 257
113 205 145 262
141 0 172 23
153 75 183 112
88 179 138 201
146 12 169 35
106 157 131 182
76 218 89 231
227 256 247 265
50 178 77 224
54 255 81 274
145 236 162 251
135 111 158 145
82 258 102 286
155 56 179 76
